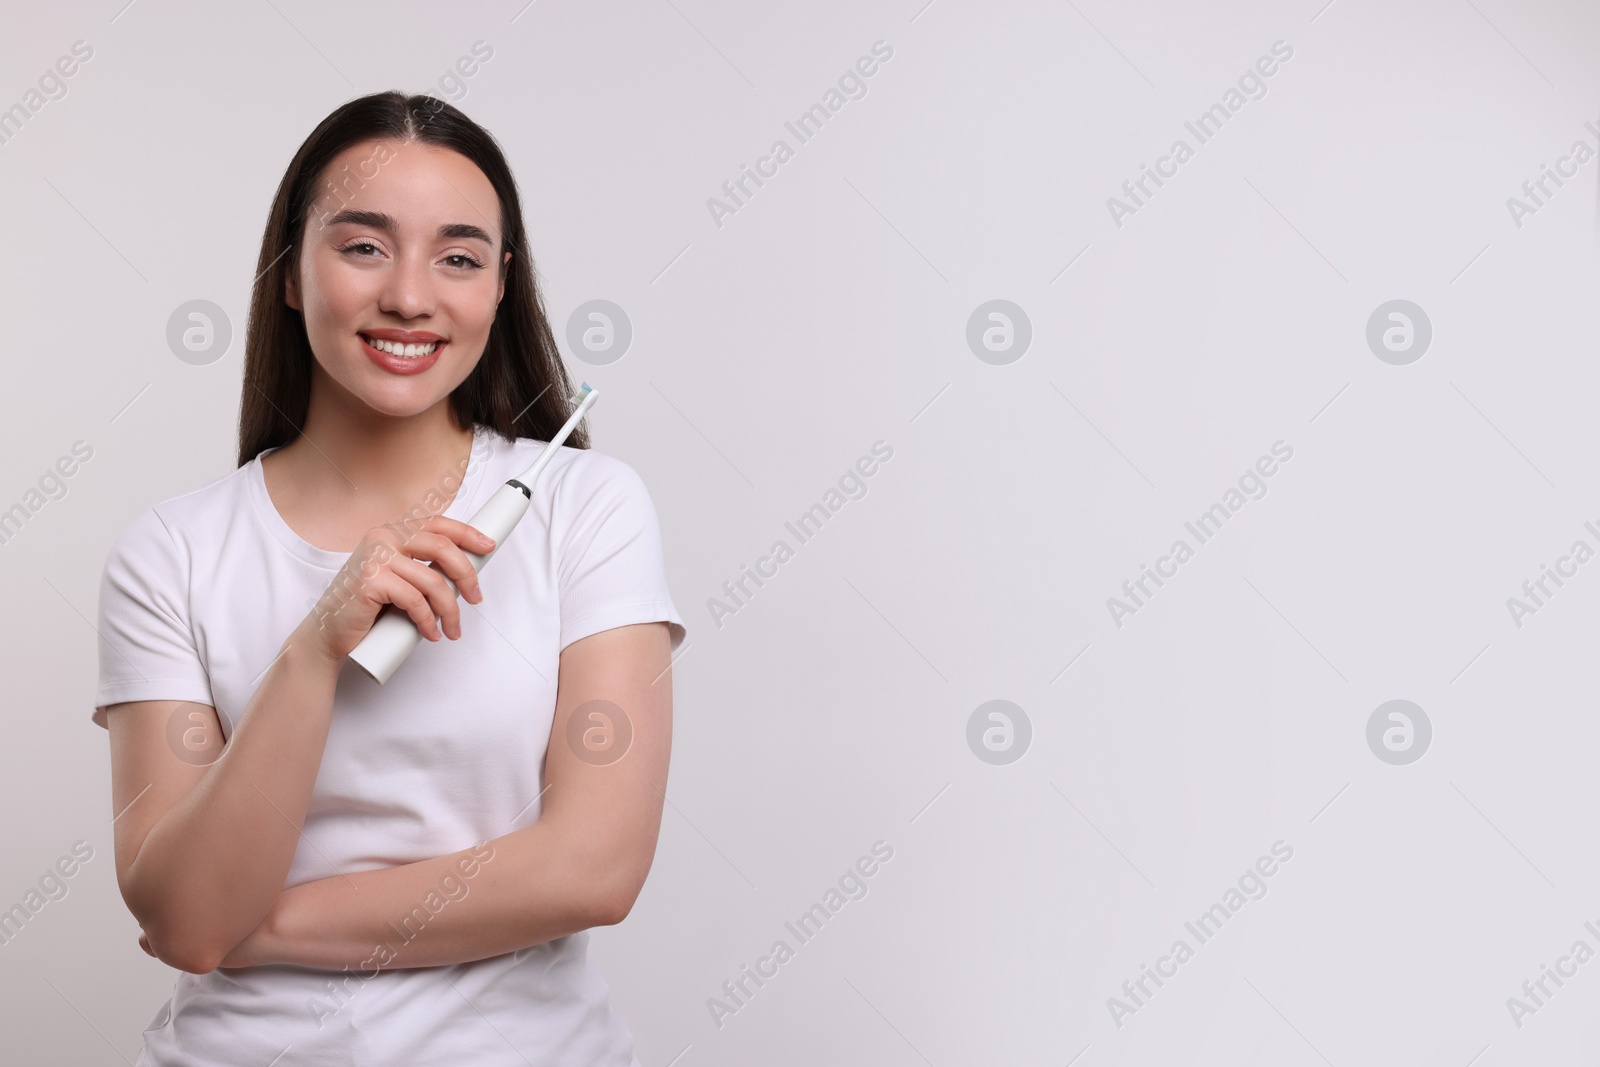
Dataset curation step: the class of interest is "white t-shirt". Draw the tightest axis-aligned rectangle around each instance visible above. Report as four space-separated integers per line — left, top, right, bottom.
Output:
94 424 686 1067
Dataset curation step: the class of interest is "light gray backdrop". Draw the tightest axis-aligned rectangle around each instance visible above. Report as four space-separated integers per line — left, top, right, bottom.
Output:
4 0 1599 1063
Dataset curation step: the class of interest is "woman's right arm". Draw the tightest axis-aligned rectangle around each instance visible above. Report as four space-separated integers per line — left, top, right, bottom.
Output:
105 515 495 974
107 633 341 974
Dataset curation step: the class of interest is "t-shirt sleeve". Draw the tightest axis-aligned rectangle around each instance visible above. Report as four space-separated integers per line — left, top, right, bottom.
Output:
93 506 214 730
555 452 687 655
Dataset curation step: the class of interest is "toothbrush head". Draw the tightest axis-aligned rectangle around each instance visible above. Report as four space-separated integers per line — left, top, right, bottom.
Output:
570 381 593 406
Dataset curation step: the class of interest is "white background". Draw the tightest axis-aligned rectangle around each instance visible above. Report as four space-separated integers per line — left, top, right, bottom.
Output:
4 0 1600 1064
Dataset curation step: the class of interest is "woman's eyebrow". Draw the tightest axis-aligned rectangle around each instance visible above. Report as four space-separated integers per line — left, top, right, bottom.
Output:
438 222 496 245
324 209 494 246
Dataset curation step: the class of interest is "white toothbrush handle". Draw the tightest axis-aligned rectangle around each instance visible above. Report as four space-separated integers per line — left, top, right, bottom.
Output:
347 482 533 684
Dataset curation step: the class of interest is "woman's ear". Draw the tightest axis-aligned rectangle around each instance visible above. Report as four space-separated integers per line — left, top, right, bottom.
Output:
497 250 512 305
285 258 301 311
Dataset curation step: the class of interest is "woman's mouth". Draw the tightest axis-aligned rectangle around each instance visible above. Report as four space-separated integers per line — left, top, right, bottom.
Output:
359 333 445 375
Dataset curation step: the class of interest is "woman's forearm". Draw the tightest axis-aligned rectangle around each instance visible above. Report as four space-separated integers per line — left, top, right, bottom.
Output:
125 625 343 971
256 818 614 971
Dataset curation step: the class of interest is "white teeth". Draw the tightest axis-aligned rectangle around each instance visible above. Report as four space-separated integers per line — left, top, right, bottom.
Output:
366 336 439 357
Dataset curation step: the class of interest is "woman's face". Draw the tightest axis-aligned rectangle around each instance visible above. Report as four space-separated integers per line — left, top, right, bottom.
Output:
286 138 511 419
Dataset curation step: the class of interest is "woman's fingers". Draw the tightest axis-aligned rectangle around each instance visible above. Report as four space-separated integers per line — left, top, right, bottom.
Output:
392 528 488 607
376 520 496 641
387 554 467 641
300 513 497 659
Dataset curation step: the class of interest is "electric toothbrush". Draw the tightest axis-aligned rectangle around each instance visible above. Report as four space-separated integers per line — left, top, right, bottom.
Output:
347 381 598 684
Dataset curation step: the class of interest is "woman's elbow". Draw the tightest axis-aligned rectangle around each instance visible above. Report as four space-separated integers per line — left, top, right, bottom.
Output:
590 861 652 926
591 888 636 927
563 824 656 927
122 875 237 972
169 947 224 974
141 923 224 974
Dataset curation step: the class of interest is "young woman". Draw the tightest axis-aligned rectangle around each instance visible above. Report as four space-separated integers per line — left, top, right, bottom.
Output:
93 91 686 1065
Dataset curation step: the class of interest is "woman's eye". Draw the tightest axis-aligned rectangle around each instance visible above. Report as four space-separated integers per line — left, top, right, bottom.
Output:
337 243 481 269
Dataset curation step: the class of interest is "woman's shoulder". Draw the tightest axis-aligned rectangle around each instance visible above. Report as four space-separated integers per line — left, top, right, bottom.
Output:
498 435 648 493
105 462 256 565
492 438 662 546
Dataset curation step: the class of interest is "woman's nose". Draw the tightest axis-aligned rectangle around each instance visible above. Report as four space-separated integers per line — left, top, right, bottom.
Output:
377 253 435 319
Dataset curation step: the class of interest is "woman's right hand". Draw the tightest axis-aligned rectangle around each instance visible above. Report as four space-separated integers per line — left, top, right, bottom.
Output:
295 515 496 664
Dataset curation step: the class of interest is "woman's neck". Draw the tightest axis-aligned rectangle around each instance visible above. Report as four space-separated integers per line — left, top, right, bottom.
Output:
260 396 477 552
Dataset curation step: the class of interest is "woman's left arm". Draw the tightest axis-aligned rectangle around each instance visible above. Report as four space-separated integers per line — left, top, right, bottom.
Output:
218 621 675 972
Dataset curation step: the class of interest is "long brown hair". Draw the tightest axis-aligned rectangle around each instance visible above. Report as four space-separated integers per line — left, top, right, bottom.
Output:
236 90 587 467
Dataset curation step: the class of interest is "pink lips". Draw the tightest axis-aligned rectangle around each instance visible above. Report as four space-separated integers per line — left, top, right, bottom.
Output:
360 334 443 376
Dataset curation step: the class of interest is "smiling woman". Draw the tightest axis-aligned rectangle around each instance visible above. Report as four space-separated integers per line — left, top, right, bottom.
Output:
302 203 499 377
94 91 686 1067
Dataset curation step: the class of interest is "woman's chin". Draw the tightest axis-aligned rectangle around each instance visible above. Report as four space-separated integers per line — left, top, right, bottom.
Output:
358 392 450 419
